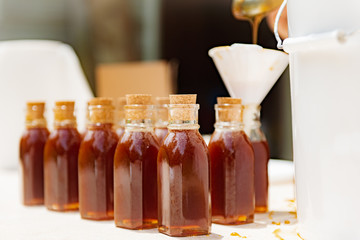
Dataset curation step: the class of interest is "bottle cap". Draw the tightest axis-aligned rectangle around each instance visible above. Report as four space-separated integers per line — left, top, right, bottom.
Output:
216 97 242 122
54 101 76 122
26 102 45 121
169 94 198 122
125 94 153 121
88 97 114 124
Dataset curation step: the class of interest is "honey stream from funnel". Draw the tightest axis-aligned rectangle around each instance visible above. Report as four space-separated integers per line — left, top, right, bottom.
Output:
232 0 283 44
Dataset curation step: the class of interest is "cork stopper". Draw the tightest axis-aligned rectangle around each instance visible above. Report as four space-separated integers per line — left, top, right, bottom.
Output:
54 101 76 122
126 94 152 105
125 94 154 121
169 94 196 104
26 102 45 121
217 97 242 105
169 94 198 122
88 97 114 124
216 97 242 122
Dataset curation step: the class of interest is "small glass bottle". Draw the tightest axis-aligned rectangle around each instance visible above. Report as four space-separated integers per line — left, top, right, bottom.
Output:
114 94 160 229
78 98 118 220
115 97 126 138
209 97 255 225
154 97 169 143
158 94 211 237
44 101 81 211
243 104 270 213
19 102 49 205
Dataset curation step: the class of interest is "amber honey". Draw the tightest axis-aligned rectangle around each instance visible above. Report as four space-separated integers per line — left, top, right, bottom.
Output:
114 131 159 229
19 102 49 206
209 97 255 225
114 94 160 229
20 128 49 205
158 94 211 237
78 98 118 220
44 101 81 211
253 140 270 212
209 130 255 224
244 104 270 213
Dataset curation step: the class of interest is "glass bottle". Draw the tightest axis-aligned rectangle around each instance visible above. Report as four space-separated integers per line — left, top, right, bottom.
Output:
209 97 255 225
44 101 81 211
114 94 160 229
78 98 118 220
158 94 211 237
115 97 126 138
154 97 169 143
243 104 270 213
19 102 49 205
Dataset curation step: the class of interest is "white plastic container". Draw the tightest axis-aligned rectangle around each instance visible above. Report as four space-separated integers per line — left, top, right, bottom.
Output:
287 0 360 37
283 31 360 239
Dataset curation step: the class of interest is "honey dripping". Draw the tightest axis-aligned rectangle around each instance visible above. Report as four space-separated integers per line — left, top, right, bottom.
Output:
43 101 81 211
154 97 169 143
158 94 211 237
232 0 283 44
19 102 49 205
114 94 160 229
78 98 118 220
115 97 126 138
209 97 255 225
244 104 269 213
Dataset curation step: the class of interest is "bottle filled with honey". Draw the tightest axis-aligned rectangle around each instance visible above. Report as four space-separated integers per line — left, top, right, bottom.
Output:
244 104 270 213
44 101 81 211
115 97 126 138
209 97 255 225
158 94 211 237
19 102 49 205
114 94 160 229
78 98 118 220
154 97 169 143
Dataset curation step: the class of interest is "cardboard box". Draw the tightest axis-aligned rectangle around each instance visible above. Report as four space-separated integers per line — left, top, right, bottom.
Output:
96 60 177 99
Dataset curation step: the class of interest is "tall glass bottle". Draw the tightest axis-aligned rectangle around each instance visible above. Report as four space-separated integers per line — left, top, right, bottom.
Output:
19 102 49 205
154 97 169 143
78 98 118 220
209 97 255 225
115 97 126 138
44 101 81 211
114 94 160 229
244 104 270 213
158 94 211 237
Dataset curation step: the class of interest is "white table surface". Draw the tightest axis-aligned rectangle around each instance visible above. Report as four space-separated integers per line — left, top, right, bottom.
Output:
0 160 300 240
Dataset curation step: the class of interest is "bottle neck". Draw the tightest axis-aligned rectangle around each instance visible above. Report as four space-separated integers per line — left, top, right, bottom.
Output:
26 119 47 129
214 103 243 131
125 119 154 132
124 105 155 131
54 119 77 129
87 104 114 125
168 104 200 130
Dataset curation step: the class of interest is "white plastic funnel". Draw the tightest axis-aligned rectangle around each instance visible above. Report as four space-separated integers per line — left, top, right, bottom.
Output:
209 43 288 104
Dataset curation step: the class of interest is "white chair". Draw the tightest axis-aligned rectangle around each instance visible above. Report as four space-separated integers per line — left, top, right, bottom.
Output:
0 40 93 169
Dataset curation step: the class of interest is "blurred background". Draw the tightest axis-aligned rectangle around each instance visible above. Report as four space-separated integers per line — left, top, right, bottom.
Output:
0 0 292 160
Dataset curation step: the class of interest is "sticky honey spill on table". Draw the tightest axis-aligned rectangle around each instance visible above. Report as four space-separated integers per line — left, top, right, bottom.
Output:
268 211 274 219
230 232 247 238
297 233 305 240
273 229 284 240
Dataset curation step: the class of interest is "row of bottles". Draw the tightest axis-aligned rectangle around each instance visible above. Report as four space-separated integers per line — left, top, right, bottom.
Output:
19 94 269 237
